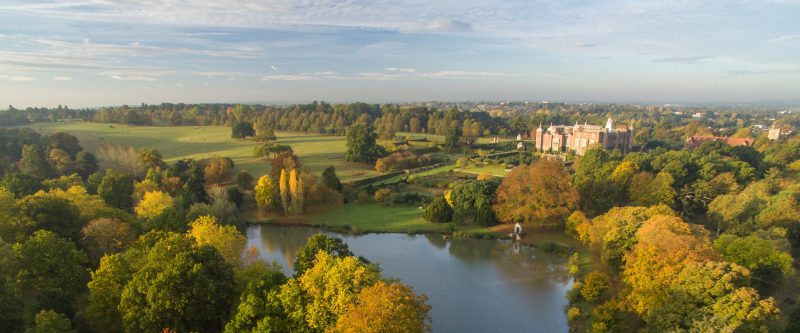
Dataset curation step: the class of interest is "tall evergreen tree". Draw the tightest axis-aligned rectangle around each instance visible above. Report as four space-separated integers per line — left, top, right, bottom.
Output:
20 144 54 179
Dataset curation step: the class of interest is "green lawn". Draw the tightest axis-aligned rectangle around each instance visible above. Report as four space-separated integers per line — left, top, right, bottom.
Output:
455 163 510 176
306 203 497 234
19 122 378 181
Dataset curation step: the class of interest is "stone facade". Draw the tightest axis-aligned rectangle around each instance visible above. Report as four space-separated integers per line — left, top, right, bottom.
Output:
768 123 782 141
532 118 633 155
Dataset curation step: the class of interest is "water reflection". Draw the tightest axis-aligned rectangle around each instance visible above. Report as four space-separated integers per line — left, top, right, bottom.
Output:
246 225 571 333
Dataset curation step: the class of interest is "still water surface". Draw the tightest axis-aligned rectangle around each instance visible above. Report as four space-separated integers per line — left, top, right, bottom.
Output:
245 225 572 333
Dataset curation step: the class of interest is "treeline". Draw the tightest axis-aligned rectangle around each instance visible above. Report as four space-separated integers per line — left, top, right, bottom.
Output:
5 102 791 150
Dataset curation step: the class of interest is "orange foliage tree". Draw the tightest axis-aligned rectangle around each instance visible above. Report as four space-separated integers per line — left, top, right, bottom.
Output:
492 159 579 227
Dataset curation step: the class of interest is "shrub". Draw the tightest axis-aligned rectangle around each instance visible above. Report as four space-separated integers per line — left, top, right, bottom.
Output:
423 197 453 223
581 271 610 302
456 157 471 167
374 188 392 203
566 282 583 302
567 307 582 322
565 211 588 237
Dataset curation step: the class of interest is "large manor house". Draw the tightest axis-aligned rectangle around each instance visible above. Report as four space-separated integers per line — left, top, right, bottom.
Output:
532 118 634 155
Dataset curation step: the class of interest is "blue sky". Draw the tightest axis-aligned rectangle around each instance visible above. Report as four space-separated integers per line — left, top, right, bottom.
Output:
1 0 799 107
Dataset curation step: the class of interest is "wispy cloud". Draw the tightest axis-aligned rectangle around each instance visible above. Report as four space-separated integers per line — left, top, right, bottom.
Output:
426 19 472 33
654 56 715 64
0 74 37 81
767 34 800 42
53 76 71 81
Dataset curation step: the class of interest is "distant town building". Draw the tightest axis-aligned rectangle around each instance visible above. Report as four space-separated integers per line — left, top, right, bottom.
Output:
768 123 782 141
532 118 634 155
684 135 755 149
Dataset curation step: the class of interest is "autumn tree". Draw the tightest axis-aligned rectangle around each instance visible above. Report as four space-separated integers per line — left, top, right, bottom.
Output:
335 281 432 333
493 159 579 227
235 169 254 189
629 171 676 208
254 175 278 212
714 234 794 293
135 190 174 219
279 168 289 215
189 215 247 266
80 218 135 264
581 271 610 302
49 132 82 158
137 147 167 171
204 156 235 186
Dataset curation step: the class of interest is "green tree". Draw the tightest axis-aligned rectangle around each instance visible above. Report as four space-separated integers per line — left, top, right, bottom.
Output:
294 233 355 276
182 160 208 204
714 234 794 294
14 230 88 316
20 144 54 179
119 234 236 333
1 172 42 197
444 124 462 148
86 253 135 333
98 169 134 210
322 166 343 192
231 121 255 139
224 269 288 333
254 175 278 211
26 310 75 333
137 147 167 171
235 169 254 189
17 195 82 241
345 124 383 163
629 171 676 208
254 117 277 141
423 196 454 223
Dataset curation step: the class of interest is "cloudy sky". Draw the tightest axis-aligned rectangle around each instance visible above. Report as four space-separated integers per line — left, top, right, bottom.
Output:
1 0 799 107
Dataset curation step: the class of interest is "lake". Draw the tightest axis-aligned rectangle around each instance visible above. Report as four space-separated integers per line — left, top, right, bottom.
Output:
245 225 572 333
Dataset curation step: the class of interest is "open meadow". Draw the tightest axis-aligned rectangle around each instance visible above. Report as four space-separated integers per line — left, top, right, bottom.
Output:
21 121 379 181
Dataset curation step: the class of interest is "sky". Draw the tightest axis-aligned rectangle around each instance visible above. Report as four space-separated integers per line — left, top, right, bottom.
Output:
0 0 799 108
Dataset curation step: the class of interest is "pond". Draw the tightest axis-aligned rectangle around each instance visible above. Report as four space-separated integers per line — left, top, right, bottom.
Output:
245 225 572 333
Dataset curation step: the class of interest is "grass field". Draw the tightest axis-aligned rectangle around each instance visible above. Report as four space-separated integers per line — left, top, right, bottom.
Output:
305 203 504 235
20 121 379 180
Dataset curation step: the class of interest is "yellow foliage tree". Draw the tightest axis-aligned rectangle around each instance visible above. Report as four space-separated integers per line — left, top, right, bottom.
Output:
254 176 277 211
188 215 246 266
134 190 173 219
279 168 289 215
335 281 431 333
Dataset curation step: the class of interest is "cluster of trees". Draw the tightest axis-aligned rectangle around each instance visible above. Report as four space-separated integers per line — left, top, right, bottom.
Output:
253 153 343 216
375 151 440 173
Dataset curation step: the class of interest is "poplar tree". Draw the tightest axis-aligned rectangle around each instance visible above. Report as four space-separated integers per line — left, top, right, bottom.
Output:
279 169 289 215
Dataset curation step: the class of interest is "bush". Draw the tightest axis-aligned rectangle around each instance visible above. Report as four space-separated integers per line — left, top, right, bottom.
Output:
456 157 470 167
567 307 582 322
423 197 453 223
373 188 392 203
581 271 610 302
565 211 588 238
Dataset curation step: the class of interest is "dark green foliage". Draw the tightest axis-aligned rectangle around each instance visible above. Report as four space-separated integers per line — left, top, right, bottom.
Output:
119 235 236 333
449 178 500 225
226 187 244 208
234 169 254 189
322 166 343 192
231 121 255 139
0 278 24 333
574 149 624 215
20 144 54 179
144 207 187 232
1 172 42 197
294 233 354 276
345 124 384 163
14 230 88 317
714 234 794 294
98 169 134 210
444 124 462 148
423 196 453 223
137 147 166 171
182 160 208 204
49 132 82 158
17 195 82 241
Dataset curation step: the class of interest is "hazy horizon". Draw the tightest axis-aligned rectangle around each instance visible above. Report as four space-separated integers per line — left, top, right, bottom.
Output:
1 0 799 107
